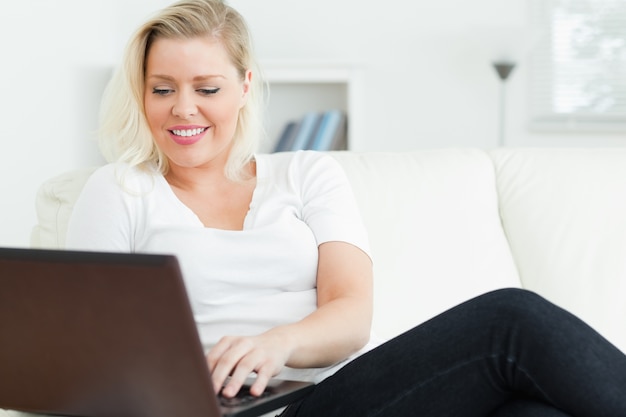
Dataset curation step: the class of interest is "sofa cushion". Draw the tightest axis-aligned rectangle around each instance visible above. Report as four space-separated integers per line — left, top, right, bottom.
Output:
331 150 521 340
491 148 626 352
31 168 97 249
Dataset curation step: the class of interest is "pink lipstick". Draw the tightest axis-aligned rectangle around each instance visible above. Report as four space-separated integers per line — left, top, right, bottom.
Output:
168 125 208 145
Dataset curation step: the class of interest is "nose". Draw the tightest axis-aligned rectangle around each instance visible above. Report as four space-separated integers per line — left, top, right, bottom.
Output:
172 91 198 119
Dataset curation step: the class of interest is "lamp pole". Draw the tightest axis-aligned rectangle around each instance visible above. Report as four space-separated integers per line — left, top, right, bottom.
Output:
492 61 516 147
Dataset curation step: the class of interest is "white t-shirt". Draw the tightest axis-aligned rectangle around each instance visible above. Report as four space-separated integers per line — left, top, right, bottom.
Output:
66 150 376 382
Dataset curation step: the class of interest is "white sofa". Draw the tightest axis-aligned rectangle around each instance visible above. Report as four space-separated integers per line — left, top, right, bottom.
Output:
28 148 626 354
4 147 625 417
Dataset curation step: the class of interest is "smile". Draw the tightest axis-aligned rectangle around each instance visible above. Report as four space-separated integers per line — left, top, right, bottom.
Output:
170 127 207 137
168 126 208 145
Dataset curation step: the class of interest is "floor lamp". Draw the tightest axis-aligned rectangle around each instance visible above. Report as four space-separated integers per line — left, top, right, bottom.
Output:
492 61 516 147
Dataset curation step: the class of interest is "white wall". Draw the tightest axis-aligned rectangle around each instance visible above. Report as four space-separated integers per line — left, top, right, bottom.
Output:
0 0 171 248
1 0 624 247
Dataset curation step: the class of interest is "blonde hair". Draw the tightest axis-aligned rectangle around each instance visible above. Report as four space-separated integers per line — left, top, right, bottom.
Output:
98 0 265 181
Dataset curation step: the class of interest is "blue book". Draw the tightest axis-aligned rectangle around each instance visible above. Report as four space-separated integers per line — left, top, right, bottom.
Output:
290 112 320 151
273 120 298 152
309 110 345 151
303 114 326 150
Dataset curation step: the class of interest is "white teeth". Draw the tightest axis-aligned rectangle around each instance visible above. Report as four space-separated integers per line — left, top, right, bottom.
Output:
172 127 206 137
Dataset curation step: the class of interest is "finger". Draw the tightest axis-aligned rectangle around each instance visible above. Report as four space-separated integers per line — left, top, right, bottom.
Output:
212 358 238 395
249 370 271 397
206 336 234 372
212 338 257 395
207 338 236 393
234 356 278 398
221 352 261 397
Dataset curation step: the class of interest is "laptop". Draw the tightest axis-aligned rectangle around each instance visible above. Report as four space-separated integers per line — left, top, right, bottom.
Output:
0 247 314 417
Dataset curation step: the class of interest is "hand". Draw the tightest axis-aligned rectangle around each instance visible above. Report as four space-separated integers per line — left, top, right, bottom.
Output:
207 332 292 398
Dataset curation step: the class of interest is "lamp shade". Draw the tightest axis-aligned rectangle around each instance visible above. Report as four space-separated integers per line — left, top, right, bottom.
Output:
493 62 516 81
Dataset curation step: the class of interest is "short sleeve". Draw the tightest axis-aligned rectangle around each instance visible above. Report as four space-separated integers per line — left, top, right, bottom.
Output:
296 151 371 258
65 164 136 252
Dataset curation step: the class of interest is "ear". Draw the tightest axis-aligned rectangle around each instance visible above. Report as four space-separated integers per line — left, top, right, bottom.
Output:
240 70 252 105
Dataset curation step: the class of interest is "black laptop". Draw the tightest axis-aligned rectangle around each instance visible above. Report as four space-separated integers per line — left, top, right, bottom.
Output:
0 247 314 417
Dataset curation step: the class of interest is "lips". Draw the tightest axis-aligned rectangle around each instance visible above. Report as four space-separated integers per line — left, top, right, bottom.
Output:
168 126 208 145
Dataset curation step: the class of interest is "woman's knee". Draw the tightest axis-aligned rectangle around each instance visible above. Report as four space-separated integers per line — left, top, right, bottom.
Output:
483 287 546 307
472 287 558 326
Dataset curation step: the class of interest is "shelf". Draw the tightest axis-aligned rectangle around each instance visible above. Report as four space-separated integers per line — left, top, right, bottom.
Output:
260 61 362 153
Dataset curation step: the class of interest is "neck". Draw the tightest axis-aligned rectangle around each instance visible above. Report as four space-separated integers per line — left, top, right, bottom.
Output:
165 159 255 192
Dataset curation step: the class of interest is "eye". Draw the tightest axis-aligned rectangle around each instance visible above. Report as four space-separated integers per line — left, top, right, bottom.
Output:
197 88 220 96
152 88 174 96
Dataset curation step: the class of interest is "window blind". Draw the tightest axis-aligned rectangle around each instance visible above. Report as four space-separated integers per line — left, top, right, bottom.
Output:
529 0 626 131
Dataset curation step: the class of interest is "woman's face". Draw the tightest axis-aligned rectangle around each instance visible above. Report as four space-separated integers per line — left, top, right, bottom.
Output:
144 36 251 171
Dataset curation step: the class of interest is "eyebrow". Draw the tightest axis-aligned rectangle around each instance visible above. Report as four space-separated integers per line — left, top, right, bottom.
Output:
146 74 226 82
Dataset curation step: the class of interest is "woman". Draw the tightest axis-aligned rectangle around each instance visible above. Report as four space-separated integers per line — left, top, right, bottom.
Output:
66 0 626 416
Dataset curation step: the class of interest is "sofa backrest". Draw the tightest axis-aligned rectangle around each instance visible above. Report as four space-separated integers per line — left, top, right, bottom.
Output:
32 148 626 353
31 150 522 342
330 150 521 339
491 148 626 353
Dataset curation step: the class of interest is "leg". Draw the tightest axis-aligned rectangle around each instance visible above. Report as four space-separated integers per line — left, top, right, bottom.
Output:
283 288 626 417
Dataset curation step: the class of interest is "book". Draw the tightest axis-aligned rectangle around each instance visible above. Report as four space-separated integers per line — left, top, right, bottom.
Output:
289 112 320 151
273 120 299 152
303 113 326 150
309 110 347 151
329 113 348 150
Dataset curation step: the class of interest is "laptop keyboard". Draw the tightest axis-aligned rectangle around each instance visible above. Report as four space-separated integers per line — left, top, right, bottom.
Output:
218 385 273 407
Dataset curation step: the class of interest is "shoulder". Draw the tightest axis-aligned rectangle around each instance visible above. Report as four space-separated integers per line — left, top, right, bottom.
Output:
257 151 357 211
83 162 161 194
74 162 164 214
257 151 346 183
87 161 157 182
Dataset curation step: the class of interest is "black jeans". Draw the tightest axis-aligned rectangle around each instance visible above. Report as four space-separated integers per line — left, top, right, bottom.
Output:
280 288 626 417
